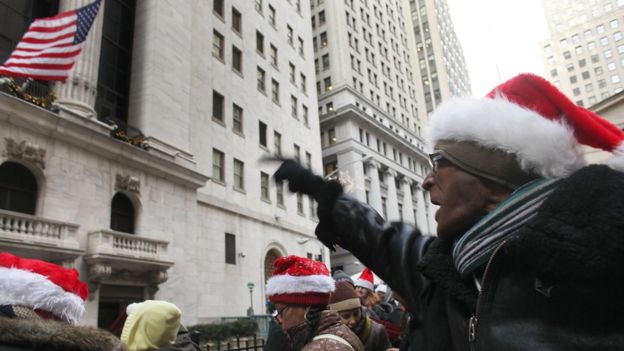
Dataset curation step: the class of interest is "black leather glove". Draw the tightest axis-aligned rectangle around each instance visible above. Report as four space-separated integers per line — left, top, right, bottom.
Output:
273 159 343 250
274 159 325 198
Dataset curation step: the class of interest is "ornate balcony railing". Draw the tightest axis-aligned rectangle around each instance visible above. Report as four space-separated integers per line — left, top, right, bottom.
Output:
87 229 172 265
0 209 80 251
0 77 57 110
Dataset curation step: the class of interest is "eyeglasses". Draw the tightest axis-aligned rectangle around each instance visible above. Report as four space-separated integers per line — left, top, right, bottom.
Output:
272 306 290 322
429 152 445 176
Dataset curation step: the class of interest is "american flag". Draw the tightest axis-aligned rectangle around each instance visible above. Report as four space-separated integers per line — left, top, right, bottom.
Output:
0 0 102 81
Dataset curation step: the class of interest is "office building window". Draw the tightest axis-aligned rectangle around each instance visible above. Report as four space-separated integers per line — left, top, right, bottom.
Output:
95 0 136 124
213 148 225 182
274 131 282 156
328 128 336 144
213 30 224 60
213 0 224 17
322 54 330 70
0 162 38 215
300 73 307 92
232 46 242 73
225 233 236 264
297 193 304 215
272 79 280 104
294 144 301 162
291 95 298 117
257 67 266 92
256 31 264 54
232 7 242 33
270 45 278 67
212 90 224 122
261 172 270 201
255 0 263 14
287 25 293 45
289 62 296 83
302 105 309 125
233 159 244 190
259 121 267 147
269 5 276 26
276 180 284 206
233 103 243 133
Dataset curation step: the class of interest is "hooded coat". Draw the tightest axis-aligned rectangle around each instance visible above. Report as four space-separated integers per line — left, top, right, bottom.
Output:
288 310 364 351
317 165 624 350
0 314 126 351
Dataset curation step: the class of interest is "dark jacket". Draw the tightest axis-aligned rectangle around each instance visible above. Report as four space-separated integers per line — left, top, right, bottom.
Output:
353 315 390 351
289 310 364 351
0 314 126 351
320 165 624 350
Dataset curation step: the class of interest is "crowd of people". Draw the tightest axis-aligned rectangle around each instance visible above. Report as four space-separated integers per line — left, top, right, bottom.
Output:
1 73 623 351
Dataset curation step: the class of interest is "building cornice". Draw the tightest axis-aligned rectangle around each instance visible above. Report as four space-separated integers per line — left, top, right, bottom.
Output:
0 93 209 189
196 192 318 238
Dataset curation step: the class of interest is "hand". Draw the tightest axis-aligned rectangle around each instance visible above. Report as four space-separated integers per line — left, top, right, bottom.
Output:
273 159 324 197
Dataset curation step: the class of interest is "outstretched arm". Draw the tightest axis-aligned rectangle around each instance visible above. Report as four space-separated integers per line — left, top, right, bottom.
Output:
274 160 433 312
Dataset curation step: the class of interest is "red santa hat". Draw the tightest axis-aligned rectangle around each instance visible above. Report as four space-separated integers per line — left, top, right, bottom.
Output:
354 268 374 291
0 252 88 324
427 73 624 180
266 255 335 306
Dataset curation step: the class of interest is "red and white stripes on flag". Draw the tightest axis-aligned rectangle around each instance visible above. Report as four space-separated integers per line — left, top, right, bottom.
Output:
0 0 101 81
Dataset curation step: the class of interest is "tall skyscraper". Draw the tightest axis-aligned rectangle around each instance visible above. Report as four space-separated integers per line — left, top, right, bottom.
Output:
409 0 472 114
541 0 624 107
311 0 433 274
0 0 322 326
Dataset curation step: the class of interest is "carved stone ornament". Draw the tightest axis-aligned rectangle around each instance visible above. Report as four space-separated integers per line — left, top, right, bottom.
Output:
89 263 112 282
149 270 169 285
4 138 46 169
115 174 140 194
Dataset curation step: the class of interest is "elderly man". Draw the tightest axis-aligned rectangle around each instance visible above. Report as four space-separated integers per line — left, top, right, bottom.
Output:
274 74 624 350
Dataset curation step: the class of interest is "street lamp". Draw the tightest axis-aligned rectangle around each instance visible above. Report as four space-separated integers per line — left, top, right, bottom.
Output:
247 282 255 316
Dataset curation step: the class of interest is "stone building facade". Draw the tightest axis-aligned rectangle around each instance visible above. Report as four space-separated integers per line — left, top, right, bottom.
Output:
0 0 324 327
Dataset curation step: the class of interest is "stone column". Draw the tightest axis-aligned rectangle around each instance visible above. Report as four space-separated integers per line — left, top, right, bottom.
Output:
365 160 383 215
401 178 415 225
415 185 430 233
55 0 105 117
384 169 400 221
336 151 367 202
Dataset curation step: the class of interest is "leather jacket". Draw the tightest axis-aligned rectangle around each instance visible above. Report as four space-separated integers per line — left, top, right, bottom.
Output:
320 165 624 350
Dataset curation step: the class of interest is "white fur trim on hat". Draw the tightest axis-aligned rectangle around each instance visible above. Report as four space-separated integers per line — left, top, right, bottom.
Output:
355 279 374 291
427 97 586 178
607 142 624 173
266 274 335 296
0 267 85 324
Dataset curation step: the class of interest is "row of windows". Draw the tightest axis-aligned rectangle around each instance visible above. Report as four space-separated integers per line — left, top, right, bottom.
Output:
211 149 316 221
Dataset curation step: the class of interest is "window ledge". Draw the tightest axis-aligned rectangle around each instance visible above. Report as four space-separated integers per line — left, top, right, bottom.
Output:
212 179 226 186
234 187 246 194
212 117 226 127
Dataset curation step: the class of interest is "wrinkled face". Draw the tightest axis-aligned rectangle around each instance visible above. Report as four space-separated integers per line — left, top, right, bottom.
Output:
354 286 370 304
273 303 309 331
423 156 504 245
338 307 362 329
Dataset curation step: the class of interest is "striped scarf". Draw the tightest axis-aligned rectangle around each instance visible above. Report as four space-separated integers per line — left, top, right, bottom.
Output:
452 178 560 278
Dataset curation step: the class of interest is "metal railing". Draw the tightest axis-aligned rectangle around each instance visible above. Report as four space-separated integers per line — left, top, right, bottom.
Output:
0 77 56 110
204 335 265 351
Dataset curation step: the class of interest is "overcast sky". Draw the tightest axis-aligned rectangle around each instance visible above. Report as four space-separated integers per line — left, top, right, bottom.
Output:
446 0 551 96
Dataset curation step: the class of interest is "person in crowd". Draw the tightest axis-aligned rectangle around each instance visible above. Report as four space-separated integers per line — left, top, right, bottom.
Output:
0 252 126 351
267 255 363 351
332 269 355 288
273 73 624 350
353 268 379 316
264 301 292 351
329 281 390 351
121 300 182 351
371 284 403 346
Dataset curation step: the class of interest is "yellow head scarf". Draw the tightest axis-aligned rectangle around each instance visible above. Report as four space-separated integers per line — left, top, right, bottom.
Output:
121 300 182 351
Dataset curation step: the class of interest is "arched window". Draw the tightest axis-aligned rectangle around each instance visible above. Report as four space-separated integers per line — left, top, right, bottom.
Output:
110 193 135 234
264 249 282 285
0 162 38 214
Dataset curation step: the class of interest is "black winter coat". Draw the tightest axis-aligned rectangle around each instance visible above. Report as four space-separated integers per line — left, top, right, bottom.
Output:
320 165 624 351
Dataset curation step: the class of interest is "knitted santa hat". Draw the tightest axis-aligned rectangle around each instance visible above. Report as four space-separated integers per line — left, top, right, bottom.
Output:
427 73 624 180
354 268 374 291
0 252 88 324
266 255 335 306
329 281 361 312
